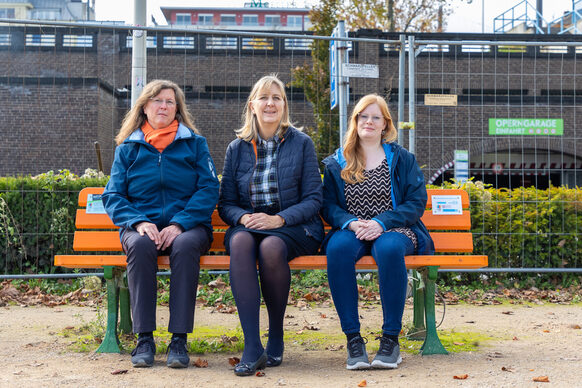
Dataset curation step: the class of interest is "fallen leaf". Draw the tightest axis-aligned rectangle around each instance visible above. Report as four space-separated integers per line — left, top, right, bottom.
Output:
501 366 514 372
255 371 265 377
453 374 468 380
326 344 344 351
533 376 550 382
543 330 550 333
64 326 75 330
357 379 367 387
111 369 128 375
320 312 327 318
303 325 320 331
453 342 465 346
193 358 208 368
228 357 240 366
569 324 581 330
296 330 304 334
501 311 514 315
512 336 519 340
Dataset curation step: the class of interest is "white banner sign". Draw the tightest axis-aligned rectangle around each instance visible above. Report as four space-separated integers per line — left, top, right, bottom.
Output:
342 63 379 78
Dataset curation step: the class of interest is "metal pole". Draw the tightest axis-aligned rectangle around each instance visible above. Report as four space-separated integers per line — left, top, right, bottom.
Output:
338 21 348 146
131 0 147 107
398 34 406 145
407 35 415 154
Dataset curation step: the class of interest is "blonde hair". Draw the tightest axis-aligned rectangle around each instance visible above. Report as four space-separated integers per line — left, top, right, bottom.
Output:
341 94 397 184
236 74 292 142
115 79 197 145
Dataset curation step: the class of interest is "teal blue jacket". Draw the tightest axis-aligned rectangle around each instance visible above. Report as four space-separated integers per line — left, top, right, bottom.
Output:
102 123 219 235
321 142 434 255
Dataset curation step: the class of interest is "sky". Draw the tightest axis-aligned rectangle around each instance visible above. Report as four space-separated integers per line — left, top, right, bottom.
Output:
94 0 577 33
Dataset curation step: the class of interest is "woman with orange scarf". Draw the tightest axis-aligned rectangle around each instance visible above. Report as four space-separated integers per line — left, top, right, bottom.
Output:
103 80 219 369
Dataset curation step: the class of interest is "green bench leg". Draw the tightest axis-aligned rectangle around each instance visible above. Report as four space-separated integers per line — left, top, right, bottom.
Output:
96 266 121 353
119 274 133 335
408 270 426 340
419 266 448 355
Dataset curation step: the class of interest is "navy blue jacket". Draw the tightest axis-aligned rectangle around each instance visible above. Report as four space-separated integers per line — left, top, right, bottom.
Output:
321 142 434 255
102 123 220 236
218 126 324 243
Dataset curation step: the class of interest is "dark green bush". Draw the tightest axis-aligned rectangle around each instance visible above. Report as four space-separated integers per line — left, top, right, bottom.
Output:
0 169 108 274
433 180 582 282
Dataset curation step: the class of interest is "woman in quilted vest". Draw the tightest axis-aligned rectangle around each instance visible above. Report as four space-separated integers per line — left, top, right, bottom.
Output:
321 94 434 371
218 74 323 376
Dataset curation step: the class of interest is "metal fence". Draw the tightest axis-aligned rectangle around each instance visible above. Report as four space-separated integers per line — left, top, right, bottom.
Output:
1 19 581 275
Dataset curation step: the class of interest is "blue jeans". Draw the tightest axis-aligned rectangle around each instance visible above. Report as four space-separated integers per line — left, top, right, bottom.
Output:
326 229 414 336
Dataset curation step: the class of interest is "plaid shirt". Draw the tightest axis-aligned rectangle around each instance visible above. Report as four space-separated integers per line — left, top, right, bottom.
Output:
250 135 280 212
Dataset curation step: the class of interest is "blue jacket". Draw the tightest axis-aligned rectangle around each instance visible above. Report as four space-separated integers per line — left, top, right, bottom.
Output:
102 123 220 236
321 142 434 255
218 126 324 243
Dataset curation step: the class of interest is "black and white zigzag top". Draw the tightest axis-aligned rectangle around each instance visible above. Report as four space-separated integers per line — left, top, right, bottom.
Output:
345 158 418 248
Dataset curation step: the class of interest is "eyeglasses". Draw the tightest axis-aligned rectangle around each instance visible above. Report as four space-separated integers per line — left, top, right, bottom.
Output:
150 98 176 107
358 114 384 123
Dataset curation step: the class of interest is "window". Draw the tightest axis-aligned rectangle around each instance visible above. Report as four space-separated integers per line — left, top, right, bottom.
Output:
0 33 11 46
220 14 236 25
31 9 60 20
198 14 213 25
175 13 191 25
63 34 93 48
164 36 195 49
26 34 56 47
126 35 157 48
206 36 237 50
0 8 15 18
287 15 302 28
242 15 258 26
285 38 310 50
265 15 281 26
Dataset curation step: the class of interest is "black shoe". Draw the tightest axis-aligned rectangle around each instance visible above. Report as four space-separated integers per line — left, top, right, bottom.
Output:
266 354 283 367
166 336 190 368
131 337 156 368
234 352 268 376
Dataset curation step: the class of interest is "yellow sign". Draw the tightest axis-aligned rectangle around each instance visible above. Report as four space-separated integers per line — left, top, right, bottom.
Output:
424 94 458 106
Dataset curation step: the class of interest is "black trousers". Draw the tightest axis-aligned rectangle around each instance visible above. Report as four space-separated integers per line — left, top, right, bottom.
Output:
121 226 211 334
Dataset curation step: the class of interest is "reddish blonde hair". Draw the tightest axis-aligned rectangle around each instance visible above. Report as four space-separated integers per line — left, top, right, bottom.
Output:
341 94 397 184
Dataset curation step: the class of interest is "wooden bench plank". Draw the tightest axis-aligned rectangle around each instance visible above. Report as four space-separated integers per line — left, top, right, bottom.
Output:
73 231 227 252
72 230 474 253
55 254 488 271
421 211 471 230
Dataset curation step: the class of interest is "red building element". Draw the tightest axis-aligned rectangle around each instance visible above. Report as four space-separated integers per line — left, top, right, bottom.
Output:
160 5 311 31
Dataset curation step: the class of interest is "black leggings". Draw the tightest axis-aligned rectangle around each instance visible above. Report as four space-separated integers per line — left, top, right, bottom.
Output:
228 230 289 362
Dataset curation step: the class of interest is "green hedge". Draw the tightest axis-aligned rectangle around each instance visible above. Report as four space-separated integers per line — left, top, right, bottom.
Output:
0 170 108 274
1 170 582 274
435 180 582 270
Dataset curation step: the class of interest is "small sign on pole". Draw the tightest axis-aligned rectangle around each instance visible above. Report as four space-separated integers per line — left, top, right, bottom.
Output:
341 63 379 78
424 94 458 106
454 150 469 183
329 29 338 110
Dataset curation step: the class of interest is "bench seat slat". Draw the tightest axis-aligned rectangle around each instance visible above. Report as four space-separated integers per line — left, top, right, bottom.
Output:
55 254 488 270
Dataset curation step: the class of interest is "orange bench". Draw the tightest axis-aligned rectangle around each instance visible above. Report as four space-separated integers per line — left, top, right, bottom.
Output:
55 187 487 354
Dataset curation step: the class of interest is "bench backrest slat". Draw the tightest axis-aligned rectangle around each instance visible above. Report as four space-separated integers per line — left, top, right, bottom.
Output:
73 187 474 253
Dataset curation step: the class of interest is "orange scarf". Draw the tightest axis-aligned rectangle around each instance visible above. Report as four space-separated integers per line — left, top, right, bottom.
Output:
142 120 179 153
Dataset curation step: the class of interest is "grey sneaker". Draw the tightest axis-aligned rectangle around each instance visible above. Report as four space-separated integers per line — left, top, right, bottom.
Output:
131 337 156 367
166 336 190 368
371 336 402 369
346 336 370 370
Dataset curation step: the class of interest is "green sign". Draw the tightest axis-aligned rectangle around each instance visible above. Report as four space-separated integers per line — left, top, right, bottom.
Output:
489 118 563 136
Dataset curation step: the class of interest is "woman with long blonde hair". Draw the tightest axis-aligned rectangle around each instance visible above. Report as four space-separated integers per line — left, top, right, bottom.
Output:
321 94 434 370
218 74 323 376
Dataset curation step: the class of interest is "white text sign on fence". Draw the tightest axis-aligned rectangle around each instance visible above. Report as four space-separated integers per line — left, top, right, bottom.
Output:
342 63 379 78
